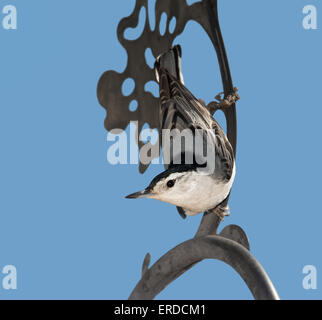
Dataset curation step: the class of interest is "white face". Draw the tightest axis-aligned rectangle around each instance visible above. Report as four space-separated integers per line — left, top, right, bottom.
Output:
127 164 235 215
149 171 197 208
147 167 234 215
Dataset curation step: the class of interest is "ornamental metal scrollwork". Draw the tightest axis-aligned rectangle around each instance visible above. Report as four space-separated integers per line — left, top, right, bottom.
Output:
97 0 237 173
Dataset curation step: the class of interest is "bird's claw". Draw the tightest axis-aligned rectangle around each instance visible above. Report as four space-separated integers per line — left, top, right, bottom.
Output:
205 88 239 115
215 87 240 108
208 204 230 221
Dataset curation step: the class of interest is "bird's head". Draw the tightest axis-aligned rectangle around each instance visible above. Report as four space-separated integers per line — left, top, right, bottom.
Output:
125 165 198 208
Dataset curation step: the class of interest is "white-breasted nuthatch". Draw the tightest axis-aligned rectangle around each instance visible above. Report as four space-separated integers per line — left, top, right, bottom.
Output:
126 45 237 220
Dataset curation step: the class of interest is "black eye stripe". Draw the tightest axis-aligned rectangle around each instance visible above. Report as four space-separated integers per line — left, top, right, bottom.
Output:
167 180 175 188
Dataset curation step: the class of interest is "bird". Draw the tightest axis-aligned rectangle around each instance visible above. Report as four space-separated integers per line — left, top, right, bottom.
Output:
126 45 238 220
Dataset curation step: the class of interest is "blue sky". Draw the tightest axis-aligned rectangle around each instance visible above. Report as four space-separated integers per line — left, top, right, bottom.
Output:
0 0 321 299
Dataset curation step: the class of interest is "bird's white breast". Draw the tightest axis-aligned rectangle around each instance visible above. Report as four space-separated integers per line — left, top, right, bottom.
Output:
178 164 236 215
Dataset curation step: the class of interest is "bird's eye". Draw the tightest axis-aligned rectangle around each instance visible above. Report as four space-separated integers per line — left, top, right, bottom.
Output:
167 180 175 188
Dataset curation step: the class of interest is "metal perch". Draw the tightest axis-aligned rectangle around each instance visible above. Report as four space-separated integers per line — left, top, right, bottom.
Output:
129 214 279 300
97 0 280 300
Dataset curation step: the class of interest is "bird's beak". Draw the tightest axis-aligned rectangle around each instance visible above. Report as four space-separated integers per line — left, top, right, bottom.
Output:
125 188 153 199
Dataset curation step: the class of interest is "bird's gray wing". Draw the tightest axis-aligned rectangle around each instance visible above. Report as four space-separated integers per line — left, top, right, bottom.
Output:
155 45 234 219
158 69 234 182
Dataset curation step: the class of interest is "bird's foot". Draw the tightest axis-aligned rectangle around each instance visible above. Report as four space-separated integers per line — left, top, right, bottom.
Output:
206 87 239 114
176 206 187 219
215 87 240 108
208 204 230 221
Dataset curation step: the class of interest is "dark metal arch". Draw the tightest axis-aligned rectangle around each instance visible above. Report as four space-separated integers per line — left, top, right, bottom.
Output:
129 235 279 300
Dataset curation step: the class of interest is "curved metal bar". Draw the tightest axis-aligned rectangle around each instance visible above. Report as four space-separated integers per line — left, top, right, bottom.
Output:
129 235 280 300
203 0 237 154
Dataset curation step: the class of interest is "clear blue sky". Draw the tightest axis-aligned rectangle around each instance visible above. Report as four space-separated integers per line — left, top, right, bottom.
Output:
0 0 321 299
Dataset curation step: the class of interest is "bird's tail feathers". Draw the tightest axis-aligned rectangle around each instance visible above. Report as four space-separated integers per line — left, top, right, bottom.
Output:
154 45 184 84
